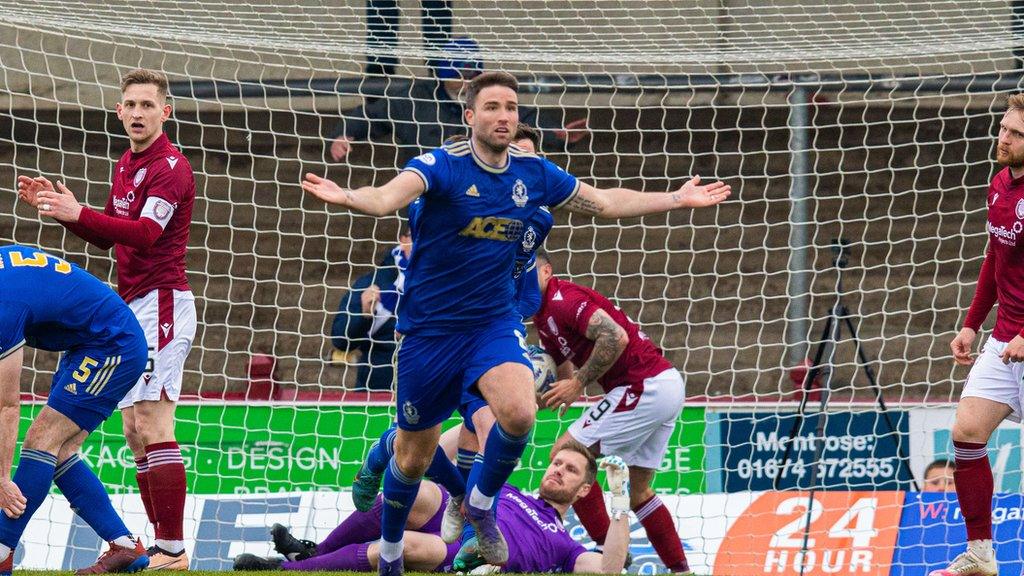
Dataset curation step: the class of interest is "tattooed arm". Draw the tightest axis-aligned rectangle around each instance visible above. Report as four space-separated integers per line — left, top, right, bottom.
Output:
561 177 731 218
575 309 630 385
542 309 629 414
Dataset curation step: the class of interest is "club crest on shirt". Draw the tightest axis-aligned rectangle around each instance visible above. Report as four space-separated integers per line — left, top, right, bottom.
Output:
1016 198 1024 220
512 179 528 207
154 199 173 220
403 401 420 425
133 168 147 187
547 316 559 335
522 227 537 251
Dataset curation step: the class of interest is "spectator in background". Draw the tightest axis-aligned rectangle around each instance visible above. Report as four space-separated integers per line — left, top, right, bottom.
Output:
922 459 957 492
366 0 452 77
331 228 411 391
329 38 588 166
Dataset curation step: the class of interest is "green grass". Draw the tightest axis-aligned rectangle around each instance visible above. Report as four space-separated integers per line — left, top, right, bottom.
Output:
15 572 675 576
14 565 663 569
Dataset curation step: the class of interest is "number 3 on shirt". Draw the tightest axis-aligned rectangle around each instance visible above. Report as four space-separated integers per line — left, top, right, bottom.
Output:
0 251 72 274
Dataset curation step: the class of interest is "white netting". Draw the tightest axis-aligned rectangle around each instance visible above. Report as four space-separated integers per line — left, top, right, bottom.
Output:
0 1 1020 573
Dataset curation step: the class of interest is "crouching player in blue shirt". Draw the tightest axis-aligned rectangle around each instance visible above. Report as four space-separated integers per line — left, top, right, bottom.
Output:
0 245 150 575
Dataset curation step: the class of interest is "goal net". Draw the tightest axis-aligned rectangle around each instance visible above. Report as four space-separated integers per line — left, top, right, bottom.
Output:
0 0 1020 573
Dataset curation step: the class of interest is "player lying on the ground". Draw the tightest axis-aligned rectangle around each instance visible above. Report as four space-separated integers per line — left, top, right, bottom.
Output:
533 251 693 574
0 244 151 575
233 442 630 574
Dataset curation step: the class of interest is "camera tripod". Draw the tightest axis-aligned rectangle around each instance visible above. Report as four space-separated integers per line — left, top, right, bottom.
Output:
773 239 918 492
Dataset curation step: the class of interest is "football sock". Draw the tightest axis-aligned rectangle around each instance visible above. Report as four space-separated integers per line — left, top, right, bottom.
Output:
54 454 132 541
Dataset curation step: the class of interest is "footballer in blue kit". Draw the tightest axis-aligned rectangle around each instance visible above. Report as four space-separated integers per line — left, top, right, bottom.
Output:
0 244 150 574
301 70 730 576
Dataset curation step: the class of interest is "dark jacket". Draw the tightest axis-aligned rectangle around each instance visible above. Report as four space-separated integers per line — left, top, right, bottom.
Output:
331 258 401 391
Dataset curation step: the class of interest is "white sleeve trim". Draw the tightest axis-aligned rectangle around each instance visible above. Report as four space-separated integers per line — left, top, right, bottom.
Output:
0 339 25 361
552 180 581 210
402 167 430 192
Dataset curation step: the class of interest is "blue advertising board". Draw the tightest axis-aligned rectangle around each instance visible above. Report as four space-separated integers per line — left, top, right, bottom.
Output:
707 410 913 492
892 492 1024 576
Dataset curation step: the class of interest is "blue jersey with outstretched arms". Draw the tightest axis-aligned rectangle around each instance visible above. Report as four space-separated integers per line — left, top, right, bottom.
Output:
0 244 142 355
400 141 577 334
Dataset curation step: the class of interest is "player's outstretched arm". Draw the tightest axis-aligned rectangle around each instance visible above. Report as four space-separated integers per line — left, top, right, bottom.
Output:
564 176 730 219
573 456 631 574
0 347 27 519
301 170 424 217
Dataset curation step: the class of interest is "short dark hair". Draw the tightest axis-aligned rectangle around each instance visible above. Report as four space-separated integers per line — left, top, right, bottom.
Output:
465 71 518 110
535 249 550 266
513 123 541 152
557 439 597 485
925 458 955 476
121 68 169 99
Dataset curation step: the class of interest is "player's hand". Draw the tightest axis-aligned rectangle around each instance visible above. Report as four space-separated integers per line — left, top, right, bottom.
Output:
554 118 589 145
301 173 352 207
36 181 83 222
16 175 55 208
0 478 26 519
950 327 977 366
330 137 352 162
600 455 630 519
1001 334 1024 364
542 376 585 416
361 284 381 316
672 176 731 209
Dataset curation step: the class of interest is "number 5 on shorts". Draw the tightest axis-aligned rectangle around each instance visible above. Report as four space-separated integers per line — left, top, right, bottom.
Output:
73 355 122 395
73 357 99 383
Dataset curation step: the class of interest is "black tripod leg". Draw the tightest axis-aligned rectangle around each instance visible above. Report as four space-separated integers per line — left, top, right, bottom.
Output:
774 314 834 491
842 314 919 491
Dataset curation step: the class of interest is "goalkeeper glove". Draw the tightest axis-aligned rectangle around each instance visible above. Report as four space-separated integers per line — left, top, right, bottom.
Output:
600 455 630 519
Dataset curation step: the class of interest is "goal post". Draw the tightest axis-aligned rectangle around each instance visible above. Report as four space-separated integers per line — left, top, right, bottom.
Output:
1 1 1022 573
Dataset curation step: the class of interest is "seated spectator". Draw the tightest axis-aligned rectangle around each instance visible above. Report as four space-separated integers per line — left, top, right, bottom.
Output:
922 458 957 492
331 228 411 390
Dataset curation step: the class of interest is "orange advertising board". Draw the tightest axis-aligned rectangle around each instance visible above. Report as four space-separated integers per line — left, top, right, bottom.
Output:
714 491 905 575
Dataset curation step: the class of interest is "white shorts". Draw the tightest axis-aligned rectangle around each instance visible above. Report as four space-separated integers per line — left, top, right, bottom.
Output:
568 368 686 469
118 289 196 409
961 337 1024 423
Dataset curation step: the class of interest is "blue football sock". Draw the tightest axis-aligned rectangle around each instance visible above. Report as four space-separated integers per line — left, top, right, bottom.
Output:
54 455 131 541
472 424 528 501
380 459 421 547
425 448 465 498
366 426 398 476
456 449 476 484
0 449 57 548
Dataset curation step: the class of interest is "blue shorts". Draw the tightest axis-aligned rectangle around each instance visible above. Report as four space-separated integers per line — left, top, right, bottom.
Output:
396 319 531 431
48 336 148 433
458 390 489 434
